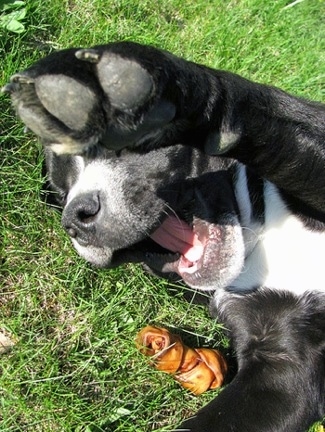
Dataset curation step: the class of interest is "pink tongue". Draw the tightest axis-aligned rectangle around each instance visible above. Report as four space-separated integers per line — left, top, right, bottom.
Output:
150 216 204 262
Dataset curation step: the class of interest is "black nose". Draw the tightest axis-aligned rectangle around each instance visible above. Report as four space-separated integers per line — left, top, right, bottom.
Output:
62 192 101 241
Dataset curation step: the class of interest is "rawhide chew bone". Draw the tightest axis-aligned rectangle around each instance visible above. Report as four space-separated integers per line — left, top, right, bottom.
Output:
136 325 227 395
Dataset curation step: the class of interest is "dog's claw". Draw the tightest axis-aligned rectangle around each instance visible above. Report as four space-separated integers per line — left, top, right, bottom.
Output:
2 73 34 93
75 49 101 63
1 83 13 93
11 73 34 84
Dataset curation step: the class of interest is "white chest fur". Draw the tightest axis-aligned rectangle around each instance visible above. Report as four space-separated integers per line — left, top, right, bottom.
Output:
232 176 325 295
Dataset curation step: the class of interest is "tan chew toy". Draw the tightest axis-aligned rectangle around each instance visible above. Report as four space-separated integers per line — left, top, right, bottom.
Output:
136 325 227 395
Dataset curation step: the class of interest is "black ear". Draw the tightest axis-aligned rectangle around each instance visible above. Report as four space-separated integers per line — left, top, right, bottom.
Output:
76 49 154 111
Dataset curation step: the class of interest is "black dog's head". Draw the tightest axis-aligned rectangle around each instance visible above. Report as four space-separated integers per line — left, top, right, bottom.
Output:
3 41 248 292
44 145 245 291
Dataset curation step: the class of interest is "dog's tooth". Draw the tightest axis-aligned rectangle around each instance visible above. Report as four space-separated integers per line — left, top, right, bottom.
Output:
75 49 100 63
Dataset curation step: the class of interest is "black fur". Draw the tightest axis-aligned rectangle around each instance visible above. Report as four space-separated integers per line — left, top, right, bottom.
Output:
179 290 325 432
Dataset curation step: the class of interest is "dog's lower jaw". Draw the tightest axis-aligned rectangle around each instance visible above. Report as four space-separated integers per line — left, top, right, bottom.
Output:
71 240 113 267
180 224 245 291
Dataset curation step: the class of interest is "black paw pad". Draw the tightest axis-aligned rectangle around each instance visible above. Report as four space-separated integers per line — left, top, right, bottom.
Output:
34 74 97 130
94 52 154 110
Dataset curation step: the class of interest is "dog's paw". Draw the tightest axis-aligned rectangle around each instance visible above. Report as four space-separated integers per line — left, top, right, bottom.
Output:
2 42 179 154
3 69 101 154
4 41 238 155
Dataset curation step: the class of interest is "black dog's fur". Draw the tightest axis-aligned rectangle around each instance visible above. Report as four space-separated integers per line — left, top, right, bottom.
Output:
182 291 325 432
4 42 325 431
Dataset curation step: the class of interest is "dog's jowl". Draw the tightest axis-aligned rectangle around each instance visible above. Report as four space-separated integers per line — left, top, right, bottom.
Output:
4 42 325 432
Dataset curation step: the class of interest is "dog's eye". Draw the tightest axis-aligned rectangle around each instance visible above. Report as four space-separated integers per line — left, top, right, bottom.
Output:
58 191 68 205
82 147 94 158
51 190 67 207
41 187 66 212
82 144 102 159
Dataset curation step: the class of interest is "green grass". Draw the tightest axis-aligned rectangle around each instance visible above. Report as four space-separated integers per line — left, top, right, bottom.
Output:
1 0 324 431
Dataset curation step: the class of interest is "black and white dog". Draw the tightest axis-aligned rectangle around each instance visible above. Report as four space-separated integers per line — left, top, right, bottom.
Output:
3 42 325 431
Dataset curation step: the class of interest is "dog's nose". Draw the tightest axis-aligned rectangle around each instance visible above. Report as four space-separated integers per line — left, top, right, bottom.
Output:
62 192 100 241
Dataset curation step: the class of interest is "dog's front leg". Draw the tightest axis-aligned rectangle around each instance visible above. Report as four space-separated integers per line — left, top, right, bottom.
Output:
3 41 216 155
174 372 317 432
175 290 325 432
4 42 325 213
77 42 325 215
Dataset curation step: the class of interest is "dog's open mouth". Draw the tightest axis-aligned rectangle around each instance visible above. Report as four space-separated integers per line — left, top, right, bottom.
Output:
111 213 240 291
149 215 206 275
